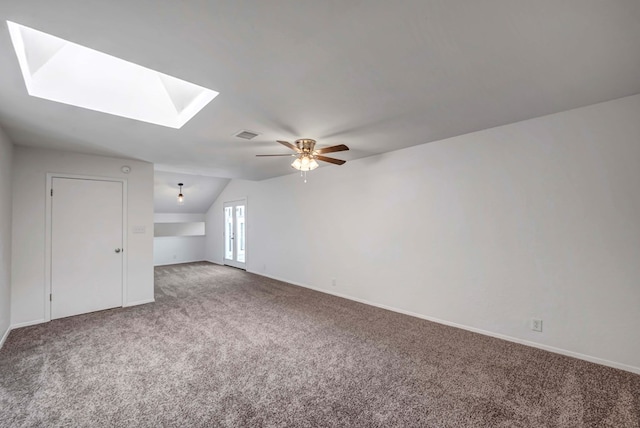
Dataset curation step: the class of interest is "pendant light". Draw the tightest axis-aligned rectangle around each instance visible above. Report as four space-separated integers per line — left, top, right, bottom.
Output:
177 183 184 205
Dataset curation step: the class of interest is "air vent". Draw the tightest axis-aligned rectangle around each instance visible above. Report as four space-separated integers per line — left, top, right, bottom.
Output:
235 130 259 140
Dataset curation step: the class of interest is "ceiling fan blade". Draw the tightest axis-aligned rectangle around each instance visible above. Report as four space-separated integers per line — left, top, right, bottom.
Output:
316 155 346 165
315 144 349 154
277 140 302 153
256 154 296 157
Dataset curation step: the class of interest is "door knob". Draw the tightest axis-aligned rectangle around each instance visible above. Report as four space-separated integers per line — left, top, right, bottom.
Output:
115 248 121 253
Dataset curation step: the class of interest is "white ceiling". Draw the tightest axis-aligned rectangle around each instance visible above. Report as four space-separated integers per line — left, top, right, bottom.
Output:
0 1 639 181
154 170 229 214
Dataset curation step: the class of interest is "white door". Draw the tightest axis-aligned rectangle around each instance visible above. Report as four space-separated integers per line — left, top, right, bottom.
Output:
51 178 124 319
224 199 246 269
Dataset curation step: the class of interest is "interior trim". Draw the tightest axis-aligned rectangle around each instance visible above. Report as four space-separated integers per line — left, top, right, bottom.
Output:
250 270 640 375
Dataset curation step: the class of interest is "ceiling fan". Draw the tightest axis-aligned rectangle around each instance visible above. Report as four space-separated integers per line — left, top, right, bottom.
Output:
256 139 349 171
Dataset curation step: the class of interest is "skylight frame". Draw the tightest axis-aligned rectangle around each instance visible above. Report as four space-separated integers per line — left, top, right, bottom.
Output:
7 21 219 129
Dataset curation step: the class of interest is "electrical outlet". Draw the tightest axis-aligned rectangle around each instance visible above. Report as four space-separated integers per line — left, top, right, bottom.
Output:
331 278 336 287
531 318 543 332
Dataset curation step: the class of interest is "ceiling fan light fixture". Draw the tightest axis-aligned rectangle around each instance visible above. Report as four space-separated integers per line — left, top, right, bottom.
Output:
291 155 319 171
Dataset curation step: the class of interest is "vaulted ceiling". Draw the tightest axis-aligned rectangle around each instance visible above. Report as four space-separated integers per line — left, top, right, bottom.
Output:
154 171 228 213
1 1 639 181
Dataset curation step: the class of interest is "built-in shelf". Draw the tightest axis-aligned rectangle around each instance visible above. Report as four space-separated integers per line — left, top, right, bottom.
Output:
154 222 205 237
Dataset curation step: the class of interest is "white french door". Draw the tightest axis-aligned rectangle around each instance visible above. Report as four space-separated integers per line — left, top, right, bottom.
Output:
51 177 124 319
223 199 246 269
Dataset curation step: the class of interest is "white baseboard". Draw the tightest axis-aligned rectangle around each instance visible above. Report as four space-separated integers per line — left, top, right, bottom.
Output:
154 259 207 267
125 298 155 307
0 325 11 349
154 260 223 267
6 300 155 335
249 270 640 375
11 319 46 330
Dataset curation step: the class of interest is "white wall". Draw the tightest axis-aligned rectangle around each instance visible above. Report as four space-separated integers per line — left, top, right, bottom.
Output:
206 94 640 373
153 213 206 266
0 126 13 345
11 147 154 326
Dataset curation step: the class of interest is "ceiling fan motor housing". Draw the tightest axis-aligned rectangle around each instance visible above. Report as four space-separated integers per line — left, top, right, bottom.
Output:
296 139 316 153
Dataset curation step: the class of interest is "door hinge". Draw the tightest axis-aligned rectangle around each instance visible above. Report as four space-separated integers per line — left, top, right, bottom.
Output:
49 293 52 301
51 189 53 196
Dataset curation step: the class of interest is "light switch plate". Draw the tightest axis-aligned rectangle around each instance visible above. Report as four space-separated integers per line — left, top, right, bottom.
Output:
132 225 146 234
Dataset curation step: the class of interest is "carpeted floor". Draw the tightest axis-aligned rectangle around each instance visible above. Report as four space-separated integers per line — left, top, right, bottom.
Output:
1 262 638 427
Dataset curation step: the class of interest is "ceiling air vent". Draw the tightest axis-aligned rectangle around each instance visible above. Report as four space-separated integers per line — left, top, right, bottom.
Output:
235 130 259 140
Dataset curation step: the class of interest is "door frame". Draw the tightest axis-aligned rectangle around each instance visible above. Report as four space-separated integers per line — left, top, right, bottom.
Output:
44 173 128 322
223 197 247 270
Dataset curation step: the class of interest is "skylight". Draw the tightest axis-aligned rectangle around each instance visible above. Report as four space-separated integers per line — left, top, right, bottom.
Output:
7 21 219 129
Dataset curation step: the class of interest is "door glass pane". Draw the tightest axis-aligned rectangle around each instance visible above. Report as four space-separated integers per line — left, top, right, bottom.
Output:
224 206 233 260
236 205 245 263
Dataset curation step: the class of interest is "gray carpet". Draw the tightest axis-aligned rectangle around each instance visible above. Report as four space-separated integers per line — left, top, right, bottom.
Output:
1 262 638 427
